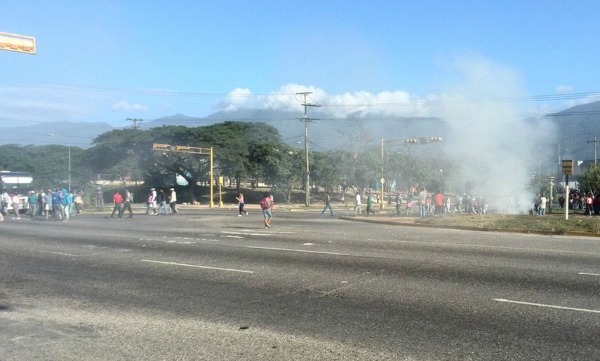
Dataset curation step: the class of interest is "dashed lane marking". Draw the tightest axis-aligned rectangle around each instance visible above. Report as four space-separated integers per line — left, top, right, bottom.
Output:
245 246 350 256
494 298 600 314
40 251 81 257
140 259 255 274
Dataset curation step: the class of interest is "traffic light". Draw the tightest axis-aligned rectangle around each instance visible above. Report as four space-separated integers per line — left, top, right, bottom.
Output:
429 137 443 143
405 138 418 144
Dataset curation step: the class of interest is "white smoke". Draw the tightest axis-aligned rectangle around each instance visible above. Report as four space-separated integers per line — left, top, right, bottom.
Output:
217 55 556 213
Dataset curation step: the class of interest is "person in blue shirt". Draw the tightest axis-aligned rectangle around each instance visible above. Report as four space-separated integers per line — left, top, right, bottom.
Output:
51 189 64 221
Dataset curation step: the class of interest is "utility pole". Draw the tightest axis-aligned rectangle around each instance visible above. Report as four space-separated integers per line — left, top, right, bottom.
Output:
127 118 144 129
296 92 320 207
587 136 599 165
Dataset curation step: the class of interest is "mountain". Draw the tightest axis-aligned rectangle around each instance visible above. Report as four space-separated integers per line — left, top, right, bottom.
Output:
1 100 599 157
0 121 114 148
147 109 449 150
545 100 600 162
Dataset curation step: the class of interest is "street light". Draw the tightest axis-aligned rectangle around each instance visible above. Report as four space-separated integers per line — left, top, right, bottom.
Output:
49 134 71 192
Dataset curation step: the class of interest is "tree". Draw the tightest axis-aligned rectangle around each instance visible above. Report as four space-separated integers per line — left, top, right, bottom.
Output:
249 143 303 203
577 164 600 194
310 150 350 195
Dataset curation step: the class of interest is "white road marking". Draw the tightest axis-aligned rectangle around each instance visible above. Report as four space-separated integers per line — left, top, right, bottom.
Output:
222 231 270 236
140 259 255 274
386 239 600 256
579 272 600 277
494 299 600 314
40 251 80 257
245 246 350 256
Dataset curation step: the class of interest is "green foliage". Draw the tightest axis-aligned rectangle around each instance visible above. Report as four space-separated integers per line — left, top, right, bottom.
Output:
577 164 600 194
0 144 86 190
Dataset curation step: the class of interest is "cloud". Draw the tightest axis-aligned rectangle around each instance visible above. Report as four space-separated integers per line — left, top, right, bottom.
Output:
111 100 148 112
216 83 432 118
555 85 574 94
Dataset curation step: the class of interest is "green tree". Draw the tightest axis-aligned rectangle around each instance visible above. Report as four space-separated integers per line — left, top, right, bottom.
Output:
249 142 303 203
577 164 600 194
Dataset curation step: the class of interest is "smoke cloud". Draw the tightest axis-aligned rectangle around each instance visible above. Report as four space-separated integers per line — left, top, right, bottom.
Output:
218 55 556 213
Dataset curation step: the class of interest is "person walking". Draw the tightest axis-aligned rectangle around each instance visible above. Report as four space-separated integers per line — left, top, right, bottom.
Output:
320 192 334 216
435 191 444 216
260 193 273 229
61 189 72 220
27 191 38 218
236 192 248 216
354 191 362 216
44 190 53 219
157 189 169 215
1 191 10 218
539 194 548 216
418 188 428 218
366 191 375 216
169 188 178 214
74 191 84 214
51 189 64 221
395 192 402 216
122 189 133 218
95 187 104 210
110 190 123 218
10 193 20 219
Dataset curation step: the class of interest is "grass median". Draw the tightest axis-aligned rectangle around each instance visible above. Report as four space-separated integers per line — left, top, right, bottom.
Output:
416 212 600 235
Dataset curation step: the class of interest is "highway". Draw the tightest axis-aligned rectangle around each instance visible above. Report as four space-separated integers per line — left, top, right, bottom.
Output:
1 208 600 360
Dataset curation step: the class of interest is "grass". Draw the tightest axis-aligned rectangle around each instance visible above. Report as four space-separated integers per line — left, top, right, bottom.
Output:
417 211 600 235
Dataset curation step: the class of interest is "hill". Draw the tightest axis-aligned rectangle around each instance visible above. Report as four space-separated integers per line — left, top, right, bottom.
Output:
1 100 599 160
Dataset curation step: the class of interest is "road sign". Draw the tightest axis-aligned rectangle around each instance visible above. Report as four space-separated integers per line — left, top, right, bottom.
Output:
562 160 574 175
0 32 36 54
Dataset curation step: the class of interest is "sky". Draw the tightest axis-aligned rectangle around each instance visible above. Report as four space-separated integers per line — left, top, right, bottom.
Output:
1 0 600 130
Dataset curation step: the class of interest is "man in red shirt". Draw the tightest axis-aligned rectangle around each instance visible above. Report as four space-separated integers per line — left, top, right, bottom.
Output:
110 190 124 218
435 191 444 216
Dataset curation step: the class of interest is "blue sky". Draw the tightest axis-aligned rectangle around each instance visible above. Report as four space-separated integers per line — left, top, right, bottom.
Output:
1 0 599 129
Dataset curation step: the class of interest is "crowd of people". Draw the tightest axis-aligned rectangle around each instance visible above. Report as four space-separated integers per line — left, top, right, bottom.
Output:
346 188 489 218
0 188 84 222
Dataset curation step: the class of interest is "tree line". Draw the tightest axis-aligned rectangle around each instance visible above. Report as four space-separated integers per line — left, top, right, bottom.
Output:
0 121 465 204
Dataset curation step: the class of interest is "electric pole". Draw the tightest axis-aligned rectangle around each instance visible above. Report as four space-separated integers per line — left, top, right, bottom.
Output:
587 136 599 165
127 118 144 129
296 92 320 207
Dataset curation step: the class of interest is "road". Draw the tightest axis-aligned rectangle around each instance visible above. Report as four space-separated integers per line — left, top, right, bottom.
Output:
1 207 600 360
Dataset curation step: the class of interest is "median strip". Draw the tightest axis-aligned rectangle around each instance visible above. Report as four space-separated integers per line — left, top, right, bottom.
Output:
494 298 600 314
140 259 255 274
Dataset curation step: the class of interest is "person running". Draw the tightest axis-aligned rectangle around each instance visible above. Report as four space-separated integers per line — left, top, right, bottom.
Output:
236 192 248 216
260 193 273 229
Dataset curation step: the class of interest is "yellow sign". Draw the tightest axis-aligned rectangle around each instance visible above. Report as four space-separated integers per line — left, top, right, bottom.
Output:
562 160 574 175
0 32 36 54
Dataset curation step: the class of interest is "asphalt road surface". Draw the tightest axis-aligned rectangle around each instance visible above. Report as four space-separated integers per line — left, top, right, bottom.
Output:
1 207 600 360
